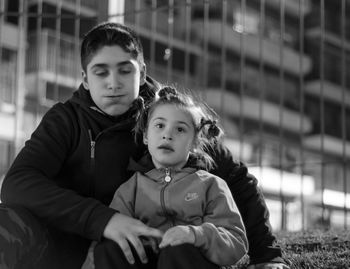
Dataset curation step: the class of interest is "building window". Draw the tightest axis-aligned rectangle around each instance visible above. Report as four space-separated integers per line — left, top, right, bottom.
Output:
0 139 13 177
45 82 73 103
0 48 17 104
27 3 97 38
140 36 197 75
5 0 19 25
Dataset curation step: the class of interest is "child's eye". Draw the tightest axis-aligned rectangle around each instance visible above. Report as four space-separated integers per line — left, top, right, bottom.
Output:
177 127 185 133
155 123 164 129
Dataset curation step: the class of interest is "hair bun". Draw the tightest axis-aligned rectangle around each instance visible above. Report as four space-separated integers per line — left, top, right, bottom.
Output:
208 121 220 137
158 86 178 100
200 119 221 139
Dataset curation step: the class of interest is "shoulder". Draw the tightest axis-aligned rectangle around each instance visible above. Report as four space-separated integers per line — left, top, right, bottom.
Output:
208 142 241 167
43 101 79 123
194 170 232 198
115 172 139 193
195 170 227 186
39 102 82 134
207 142 253 180
31 101 84 149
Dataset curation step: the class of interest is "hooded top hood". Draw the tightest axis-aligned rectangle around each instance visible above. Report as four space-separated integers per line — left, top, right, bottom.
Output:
70 75 160 124
127 152 206 174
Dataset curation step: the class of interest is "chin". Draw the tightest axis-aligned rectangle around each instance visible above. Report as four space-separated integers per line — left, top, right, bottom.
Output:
108 107 128 117
157 162 174 168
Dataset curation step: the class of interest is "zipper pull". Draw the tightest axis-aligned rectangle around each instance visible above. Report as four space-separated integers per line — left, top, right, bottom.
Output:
90 141 95 159
88 129 95 159
164 168 172 183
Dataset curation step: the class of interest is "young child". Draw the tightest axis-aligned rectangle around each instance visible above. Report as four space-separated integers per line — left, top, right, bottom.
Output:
84 86 248 269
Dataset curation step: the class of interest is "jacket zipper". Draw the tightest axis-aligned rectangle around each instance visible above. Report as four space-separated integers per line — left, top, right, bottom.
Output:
88 129 96 196
88 129 96 163
160 168 175 226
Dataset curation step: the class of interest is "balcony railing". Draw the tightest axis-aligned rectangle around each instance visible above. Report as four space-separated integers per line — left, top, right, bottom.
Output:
191 20 312 76
29 0 99 10
26 29 81 80
205 88 312 134
63 0 98 9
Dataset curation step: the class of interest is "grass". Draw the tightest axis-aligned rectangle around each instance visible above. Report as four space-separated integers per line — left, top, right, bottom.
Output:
232 229 350 269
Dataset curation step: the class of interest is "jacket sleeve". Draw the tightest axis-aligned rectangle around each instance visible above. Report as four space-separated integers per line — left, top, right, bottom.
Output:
0 104 116 241
189 176 248 266
109 173 138 217
208 143 284 265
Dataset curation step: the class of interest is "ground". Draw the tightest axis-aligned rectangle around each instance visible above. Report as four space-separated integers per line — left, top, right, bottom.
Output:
233 229 350 269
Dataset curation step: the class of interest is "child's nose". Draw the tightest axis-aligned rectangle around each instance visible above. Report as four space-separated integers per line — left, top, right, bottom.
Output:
162 134 172 141
162 129 173 140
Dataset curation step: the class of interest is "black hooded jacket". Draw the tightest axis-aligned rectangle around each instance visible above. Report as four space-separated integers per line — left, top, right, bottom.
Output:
1 77 283 265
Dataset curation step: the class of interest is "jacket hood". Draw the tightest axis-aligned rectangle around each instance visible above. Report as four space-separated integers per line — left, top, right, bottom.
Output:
69 76 160 125
128 152 206 174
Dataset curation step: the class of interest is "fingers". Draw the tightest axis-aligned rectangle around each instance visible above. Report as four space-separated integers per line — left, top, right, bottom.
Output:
160 237 184 248
159 227 182 248
141 236 160 254
127 235 148 264
159 226 195 248
118 238 135 264
139 226 163 239
103 213 163 264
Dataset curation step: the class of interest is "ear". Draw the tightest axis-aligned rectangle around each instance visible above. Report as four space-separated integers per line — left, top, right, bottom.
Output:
143 133 148 145
139 64 146 86
190 137 198 152
81 70 89 90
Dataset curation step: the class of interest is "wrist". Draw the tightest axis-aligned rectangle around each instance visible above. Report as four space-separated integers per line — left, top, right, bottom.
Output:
187 225 196 244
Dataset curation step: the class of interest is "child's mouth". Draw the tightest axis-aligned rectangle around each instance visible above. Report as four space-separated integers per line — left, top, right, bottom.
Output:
158 145 174 151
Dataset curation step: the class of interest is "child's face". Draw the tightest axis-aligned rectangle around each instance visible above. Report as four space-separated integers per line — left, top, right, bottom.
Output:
144 104 196 169
82 45 145 116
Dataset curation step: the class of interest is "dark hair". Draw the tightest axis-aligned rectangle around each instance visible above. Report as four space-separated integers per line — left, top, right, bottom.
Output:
80 22 144 72
134 86 224 170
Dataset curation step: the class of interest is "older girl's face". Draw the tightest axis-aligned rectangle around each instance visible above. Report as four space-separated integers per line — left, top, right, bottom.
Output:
144 104 196 169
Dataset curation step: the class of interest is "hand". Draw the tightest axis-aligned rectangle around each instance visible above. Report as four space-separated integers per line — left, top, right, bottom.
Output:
247 263 290 269
159 225 195 248
103 213 163 265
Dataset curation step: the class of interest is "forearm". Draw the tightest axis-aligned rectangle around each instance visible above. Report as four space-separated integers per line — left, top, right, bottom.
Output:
189 222 247 266
2 164 116 241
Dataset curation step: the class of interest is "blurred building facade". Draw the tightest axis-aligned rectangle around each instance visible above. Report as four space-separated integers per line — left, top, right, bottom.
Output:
0 0 349 231
0 0 25 181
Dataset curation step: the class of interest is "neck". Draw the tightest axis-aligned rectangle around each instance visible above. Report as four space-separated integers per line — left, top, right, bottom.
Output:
154 161 188 170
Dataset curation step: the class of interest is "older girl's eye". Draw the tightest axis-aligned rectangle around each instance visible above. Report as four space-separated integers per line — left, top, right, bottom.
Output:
177 127 185 133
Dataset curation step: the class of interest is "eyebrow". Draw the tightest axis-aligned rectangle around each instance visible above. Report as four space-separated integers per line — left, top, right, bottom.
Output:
152 117 191 128
90 60 135 69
